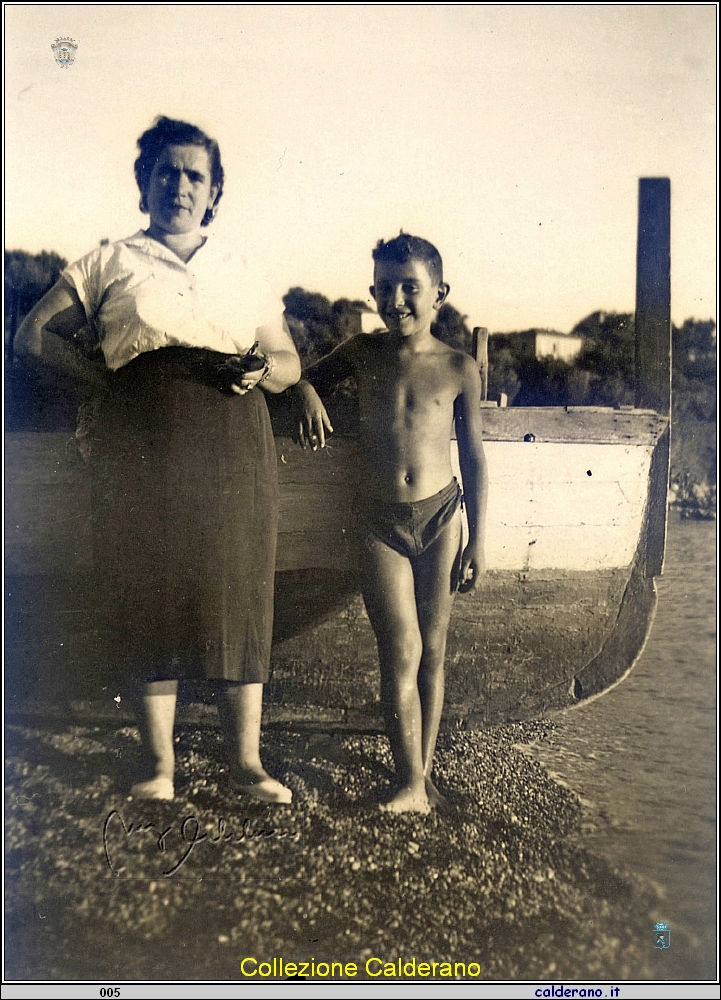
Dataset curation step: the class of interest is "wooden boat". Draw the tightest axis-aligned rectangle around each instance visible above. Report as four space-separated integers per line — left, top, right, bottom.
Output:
4 180 672 727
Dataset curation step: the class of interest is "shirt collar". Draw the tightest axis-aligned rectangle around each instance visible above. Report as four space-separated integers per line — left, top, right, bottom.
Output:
123 229 212 266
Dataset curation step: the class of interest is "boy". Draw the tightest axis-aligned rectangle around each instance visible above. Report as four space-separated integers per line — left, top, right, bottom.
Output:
295 234 487 813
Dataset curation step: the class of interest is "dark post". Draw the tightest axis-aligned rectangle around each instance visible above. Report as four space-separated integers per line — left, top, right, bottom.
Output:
635 178 671 413
635 178 671 577
472 327 489 401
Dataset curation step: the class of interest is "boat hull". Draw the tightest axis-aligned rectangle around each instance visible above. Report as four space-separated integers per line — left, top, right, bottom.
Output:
4 406 668 725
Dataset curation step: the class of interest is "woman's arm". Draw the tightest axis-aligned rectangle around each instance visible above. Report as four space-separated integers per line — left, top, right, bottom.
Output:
235 315 301 395
13 278 107 390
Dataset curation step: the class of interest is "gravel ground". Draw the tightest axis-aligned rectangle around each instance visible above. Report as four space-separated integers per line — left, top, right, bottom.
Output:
5 716 692 981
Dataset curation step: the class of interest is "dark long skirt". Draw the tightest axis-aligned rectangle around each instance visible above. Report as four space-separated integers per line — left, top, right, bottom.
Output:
90 348 278 684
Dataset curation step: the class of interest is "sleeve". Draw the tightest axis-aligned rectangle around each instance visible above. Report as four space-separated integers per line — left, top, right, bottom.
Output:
60 246 105 324
251 274 286 337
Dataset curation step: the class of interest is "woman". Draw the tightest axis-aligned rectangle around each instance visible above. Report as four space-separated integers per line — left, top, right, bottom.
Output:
14 116 301 803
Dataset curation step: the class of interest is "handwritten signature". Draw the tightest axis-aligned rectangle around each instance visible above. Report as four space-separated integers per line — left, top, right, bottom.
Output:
103 810 296 877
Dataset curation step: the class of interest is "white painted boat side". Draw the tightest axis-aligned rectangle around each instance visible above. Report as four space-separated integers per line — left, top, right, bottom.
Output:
4 431 654 576
452 441 653 571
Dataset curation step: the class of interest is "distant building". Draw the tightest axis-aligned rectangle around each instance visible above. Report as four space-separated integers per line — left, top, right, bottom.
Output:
534 331 584 361
330 302 380 339
360 310 384 334
491 329 583 362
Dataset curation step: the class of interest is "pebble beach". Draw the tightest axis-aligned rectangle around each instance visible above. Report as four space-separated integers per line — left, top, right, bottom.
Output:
5 715 695 982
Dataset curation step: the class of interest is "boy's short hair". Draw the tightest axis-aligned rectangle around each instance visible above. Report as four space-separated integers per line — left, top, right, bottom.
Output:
372 233 444 285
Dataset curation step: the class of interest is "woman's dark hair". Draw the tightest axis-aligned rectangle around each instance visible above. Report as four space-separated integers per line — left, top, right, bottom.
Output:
134 116 224 226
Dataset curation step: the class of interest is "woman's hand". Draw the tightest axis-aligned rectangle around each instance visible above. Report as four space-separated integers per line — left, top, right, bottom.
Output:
14 278 108 391
294 380 333 450
231 364 267 395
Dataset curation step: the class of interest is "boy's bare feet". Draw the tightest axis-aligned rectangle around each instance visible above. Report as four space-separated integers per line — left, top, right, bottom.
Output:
379 784 431 815
425 776 449 811
229 768 292 805
129 776 174 801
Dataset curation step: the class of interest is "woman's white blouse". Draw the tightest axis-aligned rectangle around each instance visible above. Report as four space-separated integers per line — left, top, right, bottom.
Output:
61 231 285 372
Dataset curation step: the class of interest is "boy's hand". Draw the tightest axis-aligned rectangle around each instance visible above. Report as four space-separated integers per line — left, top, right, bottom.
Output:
458 543 486 593
294 380 334 450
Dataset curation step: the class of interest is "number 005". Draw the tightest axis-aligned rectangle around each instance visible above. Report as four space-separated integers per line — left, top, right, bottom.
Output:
100 990 120 998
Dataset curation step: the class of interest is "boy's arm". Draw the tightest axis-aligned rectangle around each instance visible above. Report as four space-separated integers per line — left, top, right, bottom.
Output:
294 338 357 450
454 357 488 592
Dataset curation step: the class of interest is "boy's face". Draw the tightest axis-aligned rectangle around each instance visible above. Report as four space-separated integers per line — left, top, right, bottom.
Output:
371 259 449 339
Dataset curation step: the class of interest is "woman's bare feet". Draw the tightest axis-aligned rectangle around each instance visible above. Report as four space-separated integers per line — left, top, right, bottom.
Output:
379 783 431 814
229 767 292 805
129 776 174 801
425 776 449 811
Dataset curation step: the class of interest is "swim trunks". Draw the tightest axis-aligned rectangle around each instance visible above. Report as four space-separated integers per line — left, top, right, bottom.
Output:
362 478 462 559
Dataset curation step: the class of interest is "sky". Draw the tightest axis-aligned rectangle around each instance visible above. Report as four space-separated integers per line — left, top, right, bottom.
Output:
5 4 717 332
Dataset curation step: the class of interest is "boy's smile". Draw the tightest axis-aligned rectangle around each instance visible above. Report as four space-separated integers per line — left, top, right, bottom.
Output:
371 260 449 340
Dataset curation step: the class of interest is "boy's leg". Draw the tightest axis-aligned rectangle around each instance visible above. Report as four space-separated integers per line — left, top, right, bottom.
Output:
131 680 178 800
217 682 292 804
360 538 429 812
414 509 463 805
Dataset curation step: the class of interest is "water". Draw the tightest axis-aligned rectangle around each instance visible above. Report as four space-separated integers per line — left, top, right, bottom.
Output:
525 512 716 962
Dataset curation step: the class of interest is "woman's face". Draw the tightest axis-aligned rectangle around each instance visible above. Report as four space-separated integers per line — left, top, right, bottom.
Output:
144 144 219 237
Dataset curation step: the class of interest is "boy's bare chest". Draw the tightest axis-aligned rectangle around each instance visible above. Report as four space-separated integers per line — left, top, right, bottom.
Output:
356 355 458 422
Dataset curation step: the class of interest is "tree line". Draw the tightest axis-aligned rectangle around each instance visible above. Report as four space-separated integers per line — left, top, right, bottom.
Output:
5 249 716 505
